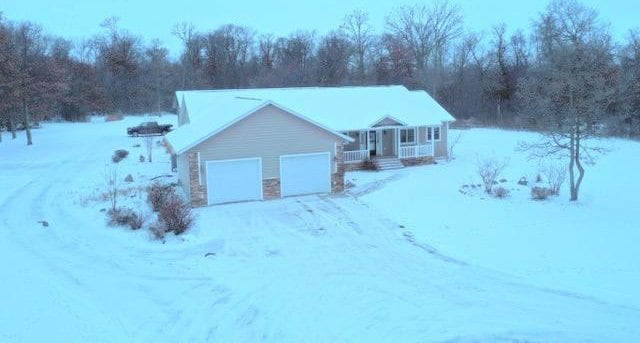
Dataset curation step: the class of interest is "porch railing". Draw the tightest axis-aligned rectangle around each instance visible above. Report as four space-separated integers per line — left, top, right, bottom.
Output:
399 144 433 159
344 149 369 163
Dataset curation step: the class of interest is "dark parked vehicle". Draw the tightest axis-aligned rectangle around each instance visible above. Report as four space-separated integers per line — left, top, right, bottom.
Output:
127 122 173 136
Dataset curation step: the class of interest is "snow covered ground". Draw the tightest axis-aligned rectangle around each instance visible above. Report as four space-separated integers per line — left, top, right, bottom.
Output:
1 120 639 342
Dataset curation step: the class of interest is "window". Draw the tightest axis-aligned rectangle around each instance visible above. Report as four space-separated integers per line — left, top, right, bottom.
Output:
427 127 441 141
400 128 416 144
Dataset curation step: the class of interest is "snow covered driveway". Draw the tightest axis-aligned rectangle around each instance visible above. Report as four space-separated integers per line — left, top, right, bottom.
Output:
1 121 640 342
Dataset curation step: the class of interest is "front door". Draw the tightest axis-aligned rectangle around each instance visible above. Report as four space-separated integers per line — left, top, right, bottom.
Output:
369 130 377 156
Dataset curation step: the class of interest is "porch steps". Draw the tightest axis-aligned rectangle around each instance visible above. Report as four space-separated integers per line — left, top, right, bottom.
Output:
373 157 405 171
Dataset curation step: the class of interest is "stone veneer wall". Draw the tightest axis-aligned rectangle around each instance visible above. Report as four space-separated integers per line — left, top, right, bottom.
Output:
332 144 345 193
263 178 281 199
188 152 207 207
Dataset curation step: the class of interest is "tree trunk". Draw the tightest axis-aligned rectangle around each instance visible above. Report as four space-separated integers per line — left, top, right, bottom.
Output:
357 51 365 83
23 99 32 145
569 132 577 201
573 127 585 201
9 112 17 139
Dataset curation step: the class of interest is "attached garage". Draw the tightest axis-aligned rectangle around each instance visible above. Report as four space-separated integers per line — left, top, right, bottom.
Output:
280 152 331 197
168 102 351 207
206 158 263 205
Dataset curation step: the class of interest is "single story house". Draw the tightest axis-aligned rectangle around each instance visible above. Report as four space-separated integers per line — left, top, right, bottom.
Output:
165 85 455 206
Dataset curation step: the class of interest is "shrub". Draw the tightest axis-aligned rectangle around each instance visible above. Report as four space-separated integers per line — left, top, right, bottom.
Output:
107 207 144 230
124 174 134 182
158 194 194 235
112 149 129 163
362 159 376 170
531 186 554 200
493 187 510 198
150 222 167 240
477 157 508 193
147 182 175 212
544 164 567 196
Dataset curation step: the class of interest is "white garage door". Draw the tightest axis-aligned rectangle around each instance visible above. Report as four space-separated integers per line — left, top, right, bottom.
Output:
280 152 331 197
206 158 263 205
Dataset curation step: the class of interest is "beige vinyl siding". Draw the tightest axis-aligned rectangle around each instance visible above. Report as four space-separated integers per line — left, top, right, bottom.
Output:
416 124 448 157
343 131 364 151
434 123 449 157
418 126 428 145
177 153 191 200
372 117 402 127
187 104 342 180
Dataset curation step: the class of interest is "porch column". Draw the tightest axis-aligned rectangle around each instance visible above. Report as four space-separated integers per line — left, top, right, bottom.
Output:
414 126 418 157
366 130 370 152
396 127 400 157
430 127 435 156
446 121 450 159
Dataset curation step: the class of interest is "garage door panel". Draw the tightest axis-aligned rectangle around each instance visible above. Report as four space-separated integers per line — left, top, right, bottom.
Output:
207 158 262 205
280 153 331 197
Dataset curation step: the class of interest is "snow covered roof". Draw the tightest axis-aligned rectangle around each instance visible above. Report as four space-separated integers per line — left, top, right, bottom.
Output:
166 101 353 154
166 85 455 154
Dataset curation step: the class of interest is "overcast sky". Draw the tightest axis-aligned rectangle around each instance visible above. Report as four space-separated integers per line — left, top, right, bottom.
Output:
2 0 638 55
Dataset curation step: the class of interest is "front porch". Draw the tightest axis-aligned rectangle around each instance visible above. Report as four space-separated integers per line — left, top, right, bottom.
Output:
342 126 440 164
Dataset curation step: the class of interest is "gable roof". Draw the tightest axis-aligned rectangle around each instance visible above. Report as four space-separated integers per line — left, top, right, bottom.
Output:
166 101 353 154
167 85 455 154
176 85 454 132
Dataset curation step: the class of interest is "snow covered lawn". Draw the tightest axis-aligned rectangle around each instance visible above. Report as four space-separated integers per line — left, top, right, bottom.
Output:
1 121 639 342
349 128 640 309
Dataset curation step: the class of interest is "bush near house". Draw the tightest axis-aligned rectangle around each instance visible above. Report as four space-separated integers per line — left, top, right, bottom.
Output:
147 182 175 212
146 182 195 237
107 207 144 230
158 193 194 235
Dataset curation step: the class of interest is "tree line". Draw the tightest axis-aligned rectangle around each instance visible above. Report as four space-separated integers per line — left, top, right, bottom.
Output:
1 0 639 145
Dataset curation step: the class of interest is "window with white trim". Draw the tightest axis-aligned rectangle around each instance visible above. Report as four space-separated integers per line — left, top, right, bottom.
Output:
427 127 441 141
400 128 416 144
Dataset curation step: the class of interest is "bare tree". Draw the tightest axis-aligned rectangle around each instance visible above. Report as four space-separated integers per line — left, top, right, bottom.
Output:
477 157 508 193
145 40 169 113
105 164 118 211
15 22 44 145
341 10 373 82
258 34 275 69
446 130 462 162
386 0 462 87
519 0 614 201
316 31 352 85
486 24 512 123
619 30 640 137
172 22 202 89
